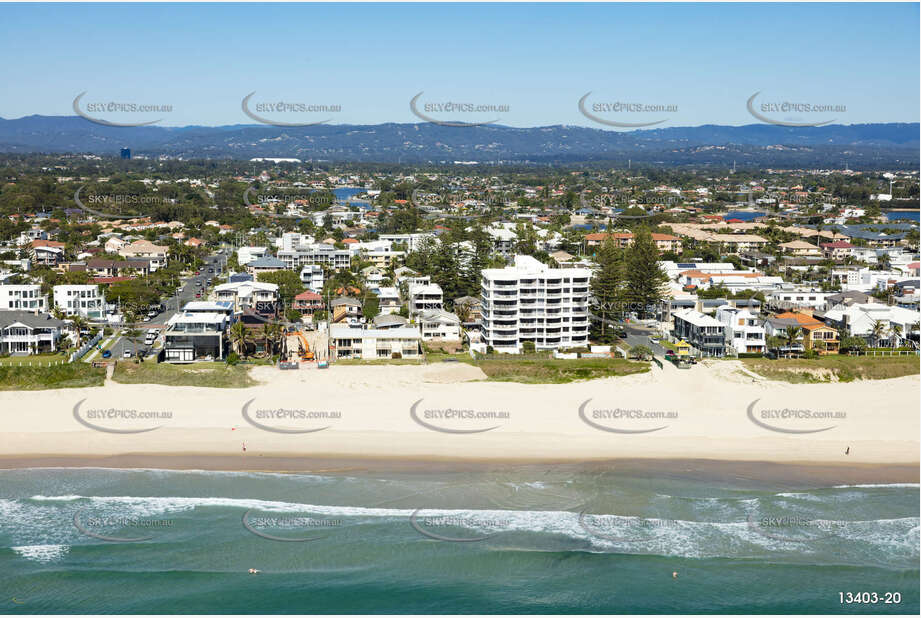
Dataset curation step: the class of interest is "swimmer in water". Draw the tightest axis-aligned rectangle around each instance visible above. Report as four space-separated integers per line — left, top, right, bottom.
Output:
248 568 260 574
672 571 678 579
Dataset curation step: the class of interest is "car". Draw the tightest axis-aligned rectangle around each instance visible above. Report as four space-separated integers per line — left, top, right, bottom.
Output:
649 337 659 344
664 350 677 359
195 292 201 298
123 349 132 358
101 350 112 358
195 271 200 275
208 268 213 273
142 316 152 322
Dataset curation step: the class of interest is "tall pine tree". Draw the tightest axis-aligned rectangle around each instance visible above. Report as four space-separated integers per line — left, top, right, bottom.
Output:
624 228 668 319
590 234 624 340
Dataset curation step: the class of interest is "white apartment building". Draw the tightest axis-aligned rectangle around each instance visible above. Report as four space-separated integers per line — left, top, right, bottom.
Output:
480 255 591 353
53 285 106 319
408 282 444 315
378 233 436 252
299 264 324 293
278 244 350 271
375 287 401 315
213 281 279 314
715 306 766 355
237 246 268 266
0 284 47 312
765 289 834 312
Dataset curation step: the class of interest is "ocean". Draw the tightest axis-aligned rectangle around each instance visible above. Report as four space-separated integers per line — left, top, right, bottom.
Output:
884 211 920 223
0 466 917 614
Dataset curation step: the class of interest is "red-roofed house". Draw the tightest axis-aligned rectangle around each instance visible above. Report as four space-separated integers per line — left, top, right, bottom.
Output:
292 290 324 316
820 240 856 260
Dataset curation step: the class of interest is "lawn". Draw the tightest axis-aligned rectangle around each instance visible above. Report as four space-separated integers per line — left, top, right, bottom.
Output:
741 355 920 383
0 353 69 366
475 357 650 384
0 363 105 390
112 361 258 388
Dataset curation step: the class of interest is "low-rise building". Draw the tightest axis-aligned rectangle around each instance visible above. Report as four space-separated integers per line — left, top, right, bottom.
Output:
330 325 422 360
408 282 444 315
0 311 66 355
418 309 462 341
672 309 726 357
0 284 47 312
163 312 229 363
53 285 106 319
715 306 765 355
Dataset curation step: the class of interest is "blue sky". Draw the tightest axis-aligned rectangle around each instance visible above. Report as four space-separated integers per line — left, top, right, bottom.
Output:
2 2 918 128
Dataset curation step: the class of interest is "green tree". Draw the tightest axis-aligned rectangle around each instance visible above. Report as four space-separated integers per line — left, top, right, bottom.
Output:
590 235 624 340
623 228 668 319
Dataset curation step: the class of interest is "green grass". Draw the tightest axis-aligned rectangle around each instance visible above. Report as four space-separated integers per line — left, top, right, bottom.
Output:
475 357 650 384
0 363 105 390
741 355 920 383
0 353 69 366
112 361 258 388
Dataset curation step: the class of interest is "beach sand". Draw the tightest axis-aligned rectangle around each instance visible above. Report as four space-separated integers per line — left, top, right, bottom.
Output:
0 360 917 479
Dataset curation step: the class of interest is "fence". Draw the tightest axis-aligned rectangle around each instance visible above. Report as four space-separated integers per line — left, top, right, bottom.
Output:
847 349 919 357
70 331 104 363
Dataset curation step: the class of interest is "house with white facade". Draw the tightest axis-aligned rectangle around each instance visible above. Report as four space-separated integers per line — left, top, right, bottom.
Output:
408 282 444 315
418 309 462 341
0 311 66 355
0 284 47 312
715 306 765 355
329 325 422 360
53 285 106 319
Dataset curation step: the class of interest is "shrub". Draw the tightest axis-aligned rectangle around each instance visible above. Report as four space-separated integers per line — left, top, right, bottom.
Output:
226 353 240 366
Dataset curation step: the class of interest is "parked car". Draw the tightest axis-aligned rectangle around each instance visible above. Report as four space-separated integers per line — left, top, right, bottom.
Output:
649 337 659 344
123 348 132 358
101 350 112 358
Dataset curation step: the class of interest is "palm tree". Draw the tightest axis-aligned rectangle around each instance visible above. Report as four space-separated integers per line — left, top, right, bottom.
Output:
260 322 283 356
71 314 88 348
228 321 254 359
454 302 472 324
781 326 803 358
889 323 903 349
870 320 887 348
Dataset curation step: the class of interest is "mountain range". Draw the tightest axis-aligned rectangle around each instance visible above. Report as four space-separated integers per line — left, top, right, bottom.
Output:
0 115 917 168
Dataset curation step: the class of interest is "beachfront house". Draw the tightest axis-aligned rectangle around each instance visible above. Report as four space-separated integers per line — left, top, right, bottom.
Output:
329 325 422 360
162 312 229 362
0 311 66 355
672 309 726 357
418 309 462 341
715 306 766 355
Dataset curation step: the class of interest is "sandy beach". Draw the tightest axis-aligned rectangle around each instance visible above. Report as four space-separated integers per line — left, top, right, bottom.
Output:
0 360 917 477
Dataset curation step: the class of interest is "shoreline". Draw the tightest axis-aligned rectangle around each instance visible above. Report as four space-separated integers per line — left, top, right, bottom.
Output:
0 454 918 485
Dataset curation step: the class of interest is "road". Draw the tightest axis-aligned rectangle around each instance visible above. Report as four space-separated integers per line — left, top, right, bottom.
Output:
103 250 228 359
